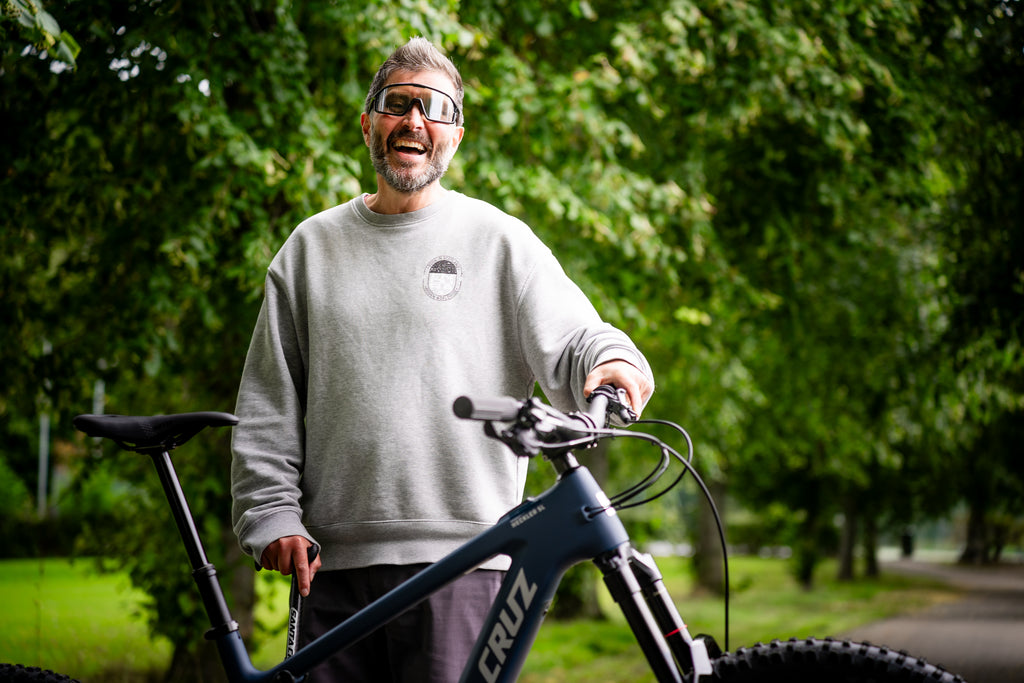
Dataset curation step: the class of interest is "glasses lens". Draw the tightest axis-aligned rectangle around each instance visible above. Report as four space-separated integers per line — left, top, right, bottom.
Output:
375 84 457 124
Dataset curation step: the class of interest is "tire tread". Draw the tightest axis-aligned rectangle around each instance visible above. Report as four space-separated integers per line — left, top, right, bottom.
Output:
0 664 81 683
689 637 966 682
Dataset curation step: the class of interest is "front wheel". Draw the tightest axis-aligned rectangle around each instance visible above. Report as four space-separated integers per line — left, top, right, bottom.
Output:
0 664 80 683
685 638 965 682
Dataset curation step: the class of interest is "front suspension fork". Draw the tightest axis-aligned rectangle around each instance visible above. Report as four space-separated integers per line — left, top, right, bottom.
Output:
627 549 713 679
595 545 713 681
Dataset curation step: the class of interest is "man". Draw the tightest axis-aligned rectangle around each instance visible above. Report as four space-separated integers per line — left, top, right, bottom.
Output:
230 37 654 682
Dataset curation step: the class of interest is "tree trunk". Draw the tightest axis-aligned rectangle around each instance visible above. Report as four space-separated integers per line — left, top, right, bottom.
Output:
862 511 879 577
837 496 857 581
959 500 990 565
693 480 726 595
793 480 824 590
165 640 227 683
551 563 604 619
793 522 819 590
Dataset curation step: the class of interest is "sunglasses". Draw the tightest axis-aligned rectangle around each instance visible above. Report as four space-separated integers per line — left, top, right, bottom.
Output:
370 82 461 125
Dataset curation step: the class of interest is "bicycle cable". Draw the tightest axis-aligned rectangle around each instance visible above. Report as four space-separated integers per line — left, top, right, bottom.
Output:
605 443 671 508
556 419 731 653
607 420 694 509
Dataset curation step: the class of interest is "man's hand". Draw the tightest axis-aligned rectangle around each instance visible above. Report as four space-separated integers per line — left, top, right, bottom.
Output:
583 359 654 417
261 535 322 597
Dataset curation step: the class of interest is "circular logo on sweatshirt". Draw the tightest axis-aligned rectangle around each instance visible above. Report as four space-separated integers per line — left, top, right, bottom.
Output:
423 256 463 301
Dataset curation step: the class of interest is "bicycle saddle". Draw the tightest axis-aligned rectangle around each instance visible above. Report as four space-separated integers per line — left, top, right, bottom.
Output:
73 412 239 453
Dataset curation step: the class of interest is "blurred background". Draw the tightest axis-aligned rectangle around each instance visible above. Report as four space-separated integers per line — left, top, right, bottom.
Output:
2 1 1021 681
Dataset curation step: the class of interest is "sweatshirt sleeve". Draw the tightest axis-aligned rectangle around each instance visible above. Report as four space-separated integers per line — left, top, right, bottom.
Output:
515 244 654 414
230 269 315 565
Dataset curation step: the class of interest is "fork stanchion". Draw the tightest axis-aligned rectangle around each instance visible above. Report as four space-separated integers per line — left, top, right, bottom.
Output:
595 545 683 683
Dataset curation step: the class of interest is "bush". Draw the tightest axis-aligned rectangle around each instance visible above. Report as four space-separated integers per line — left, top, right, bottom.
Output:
0 453 35 556
0 454 133 559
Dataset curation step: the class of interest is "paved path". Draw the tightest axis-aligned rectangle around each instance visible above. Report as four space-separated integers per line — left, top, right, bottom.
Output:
841 560 1024 683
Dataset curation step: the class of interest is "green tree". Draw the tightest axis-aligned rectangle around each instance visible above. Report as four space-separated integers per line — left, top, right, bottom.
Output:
917 0 1024 564
576 0 956 587
3 1 361 677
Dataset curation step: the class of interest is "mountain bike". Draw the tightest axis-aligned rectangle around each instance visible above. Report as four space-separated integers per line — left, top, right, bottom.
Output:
2 386 965 682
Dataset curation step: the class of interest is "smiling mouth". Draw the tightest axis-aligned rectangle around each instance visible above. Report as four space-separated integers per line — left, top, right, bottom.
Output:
391 137 429 155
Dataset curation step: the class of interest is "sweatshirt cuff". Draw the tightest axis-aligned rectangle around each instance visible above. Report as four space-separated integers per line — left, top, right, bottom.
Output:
241 509 316 568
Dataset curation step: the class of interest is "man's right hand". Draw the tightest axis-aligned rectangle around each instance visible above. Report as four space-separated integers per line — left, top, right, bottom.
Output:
261 535 322 597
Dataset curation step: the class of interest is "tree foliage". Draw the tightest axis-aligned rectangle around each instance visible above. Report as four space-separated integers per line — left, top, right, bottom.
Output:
2 0 80 68
2 0 1022 676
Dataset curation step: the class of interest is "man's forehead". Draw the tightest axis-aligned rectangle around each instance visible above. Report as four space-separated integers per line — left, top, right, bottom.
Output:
385 70 456 96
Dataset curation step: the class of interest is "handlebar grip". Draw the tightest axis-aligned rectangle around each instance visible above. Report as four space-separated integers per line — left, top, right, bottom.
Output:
587 387 612 418
453 395 523 421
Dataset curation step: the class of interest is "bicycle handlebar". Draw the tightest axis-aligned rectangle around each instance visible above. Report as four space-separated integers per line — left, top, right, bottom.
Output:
453 385 635 458
452 395 522 422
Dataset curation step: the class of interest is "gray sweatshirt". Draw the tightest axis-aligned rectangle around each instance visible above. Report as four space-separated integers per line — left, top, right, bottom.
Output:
230 191 653 571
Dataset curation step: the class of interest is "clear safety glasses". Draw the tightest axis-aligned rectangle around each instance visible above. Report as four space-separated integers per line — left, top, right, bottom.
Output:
370 82 460 125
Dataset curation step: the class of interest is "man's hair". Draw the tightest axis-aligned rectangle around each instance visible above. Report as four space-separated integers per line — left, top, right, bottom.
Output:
364 37 464 126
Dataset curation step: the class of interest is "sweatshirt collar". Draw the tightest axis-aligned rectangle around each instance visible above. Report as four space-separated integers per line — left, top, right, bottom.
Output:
353 191 457 228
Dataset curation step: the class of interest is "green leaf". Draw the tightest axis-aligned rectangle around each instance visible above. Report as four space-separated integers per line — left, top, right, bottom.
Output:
58 29 80 60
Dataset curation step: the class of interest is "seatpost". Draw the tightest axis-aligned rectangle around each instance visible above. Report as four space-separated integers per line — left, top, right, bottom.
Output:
149 449 239 639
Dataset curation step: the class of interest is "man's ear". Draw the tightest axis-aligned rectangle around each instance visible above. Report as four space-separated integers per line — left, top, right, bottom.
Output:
451 125 465 150
360 112 371 147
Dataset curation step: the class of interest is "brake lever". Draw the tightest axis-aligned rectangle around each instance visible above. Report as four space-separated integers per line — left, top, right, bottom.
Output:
485 397 604 458
484 420 540 457
614 387 639 424
482 398 550 457
588 385 638 425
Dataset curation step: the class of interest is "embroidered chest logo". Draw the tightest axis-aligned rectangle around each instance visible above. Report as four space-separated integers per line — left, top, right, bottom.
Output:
423 256 463 301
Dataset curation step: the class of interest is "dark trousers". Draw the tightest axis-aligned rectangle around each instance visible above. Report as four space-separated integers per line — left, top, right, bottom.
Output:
292 565 505 683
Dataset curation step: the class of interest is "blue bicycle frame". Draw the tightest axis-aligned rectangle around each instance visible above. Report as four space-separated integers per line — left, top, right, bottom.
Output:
216 462 630 683
74 393 709 683
69 393 966 683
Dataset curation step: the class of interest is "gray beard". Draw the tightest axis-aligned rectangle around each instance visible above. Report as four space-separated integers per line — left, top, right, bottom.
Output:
369 127 455 194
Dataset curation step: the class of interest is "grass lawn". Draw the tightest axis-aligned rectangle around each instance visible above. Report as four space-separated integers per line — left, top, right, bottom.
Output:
0 558 171 682
1 555 958 682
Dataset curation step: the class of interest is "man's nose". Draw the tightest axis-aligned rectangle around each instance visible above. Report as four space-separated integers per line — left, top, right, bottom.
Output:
402 99 428 124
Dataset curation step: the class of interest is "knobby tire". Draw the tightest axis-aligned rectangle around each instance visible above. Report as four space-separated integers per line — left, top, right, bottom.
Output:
684 637 966 682
0 665 80 683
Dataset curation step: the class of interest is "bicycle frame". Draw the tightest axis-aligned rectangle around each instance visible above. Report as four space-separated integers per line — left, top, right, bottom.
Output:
150 441 703 683
59 405 973 683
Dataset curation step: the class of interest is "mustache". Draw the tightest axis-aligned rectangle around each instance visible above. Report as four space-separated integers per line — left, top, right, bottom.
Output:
387 129 433 152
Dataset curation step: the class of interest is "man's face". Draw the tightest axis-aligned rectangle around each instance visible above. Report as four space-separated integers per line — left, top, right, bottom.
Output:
362 70 464 194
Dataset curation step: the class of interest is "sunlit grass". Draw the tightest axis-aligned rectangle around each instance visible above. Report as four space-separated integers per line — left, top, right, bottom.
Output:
0 558 170 681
